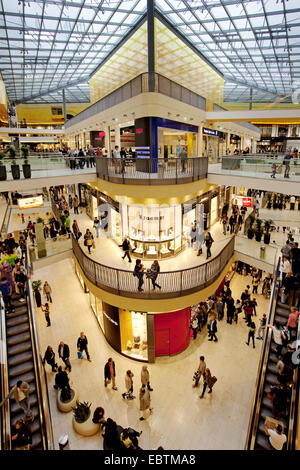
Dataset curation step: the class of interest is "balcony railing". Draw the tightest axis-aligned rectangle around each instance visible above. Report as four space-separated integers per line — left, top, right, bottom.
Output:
96 156 208 185
72 235 234 299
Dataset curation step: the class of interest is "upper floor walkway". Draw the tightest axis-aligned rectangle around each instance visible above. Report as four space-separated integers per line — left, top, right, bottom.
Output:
208 154 300 196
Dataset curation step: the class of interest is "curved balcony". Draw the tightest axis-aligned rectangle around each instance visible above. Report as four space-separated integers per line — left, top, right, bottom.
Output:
72 235 234 299
96 157 208 185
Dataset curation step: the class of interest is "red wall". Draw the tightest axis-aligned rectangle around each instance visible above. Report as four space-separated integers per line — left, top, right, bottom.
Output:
154 307 191 356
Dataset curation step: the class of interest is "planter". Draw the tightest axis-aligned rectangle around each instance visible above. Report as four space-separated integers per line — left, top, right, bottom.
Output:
247 229 254 239
72 412 100 437
255 231 262 242
34 291 42 307
0 165 7 181
11 164 20 180
22 163 31 179
57 387 79 413
264 233 271 245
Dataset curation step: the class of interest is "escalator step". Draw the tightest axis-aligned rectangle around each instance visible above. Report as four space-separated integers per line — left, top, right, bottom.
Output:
11 299 28 308
11 292 22 301
269 353 278 364
255 434 273 450
9 371 35 387
7 332 31 346
267 363 278 375
265 372 278 386
277 302 290 311
6 306 28 317
262 396 273 411
9 360 34 378
6 324 29 337
6 314 29 328
275 314 289 324
8 351 33 367
10 404 39 422
8 343 31 357
11 395 38 415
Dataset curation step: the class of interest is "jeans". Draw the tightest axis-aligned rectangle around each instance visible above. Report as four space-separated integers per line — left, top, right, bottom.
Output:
284 163 290 178
45 293 52 303
18 284 26 299
3 295 12 312
206 245 211 259
122 250 131 262
45 315 51 326
137 275 144 291
18 398 32 417
74 206 79 214
95 227 100 238
80 346 90 360
247 331 255 347
61 357 71 371
202 382 212 396
257 326 265 339
192 328 198 340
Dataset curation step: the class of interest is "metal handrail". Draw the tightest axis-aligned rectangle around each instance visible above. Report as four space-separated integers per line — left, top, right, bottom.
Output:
287 316 300 449
0 297 11 450
72 234 235 299
25 251 54 450
245 258 280 450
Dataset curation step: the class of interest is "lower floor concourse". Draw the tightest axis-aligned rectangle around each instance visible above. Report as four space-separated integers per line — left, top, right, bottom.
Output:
33 258 270 450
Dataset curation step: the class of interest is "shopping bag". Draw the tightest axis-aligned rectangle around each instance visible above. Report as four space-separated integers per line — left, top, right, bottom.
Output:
77 351 83 359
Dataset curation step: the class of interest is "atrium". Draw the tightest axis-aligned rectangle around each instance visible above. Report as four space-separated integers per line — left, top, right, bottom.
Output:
0 0 299 456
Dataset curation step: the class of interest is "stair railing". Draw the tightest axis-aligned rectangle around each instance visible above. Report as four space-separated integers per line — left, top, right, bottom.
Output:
0 297 11 450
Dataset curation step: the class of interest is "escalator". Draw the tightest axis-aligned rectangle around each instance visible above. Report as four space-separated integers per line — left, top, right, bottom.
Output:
246 258 300 450
254 300 291 450
5 292 43 449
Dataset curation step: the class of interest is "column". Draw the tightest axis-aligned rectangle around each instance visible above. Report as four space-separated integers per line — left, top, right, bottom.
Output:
226 132 231 152
62 89 67 125
104 125 111 156
147 0 155 92
114 126 121 149
197 126 203 157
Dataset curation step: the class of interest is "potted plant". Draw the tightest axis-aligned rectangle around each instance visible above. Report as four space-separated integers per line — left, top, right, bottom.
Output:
255 218 263 242
32 280 42 307
0 151 7 181
247 214 255 239
36 217 44 224
21 145 31 178
8 145 20 179
72 401 99 436
263 219 273 245
266 193 272 209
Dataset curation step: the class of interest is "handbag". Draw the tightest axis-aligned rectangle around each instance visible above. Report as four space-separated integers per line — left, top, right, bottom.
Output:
77 351 83 359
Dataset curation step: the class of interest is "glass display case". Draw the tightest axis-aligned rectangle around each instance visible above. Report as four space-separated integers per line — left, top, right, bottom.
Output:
125 205 182 259
119 309 148 361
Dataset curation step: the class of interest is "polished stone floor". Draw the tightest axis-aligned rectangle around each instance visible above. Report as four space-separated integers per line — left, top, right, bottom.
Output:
33 259 270 450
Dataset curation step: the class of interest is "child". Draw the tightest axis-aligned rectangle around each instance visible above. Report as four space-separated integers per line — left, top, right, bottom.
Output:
42 302 51 327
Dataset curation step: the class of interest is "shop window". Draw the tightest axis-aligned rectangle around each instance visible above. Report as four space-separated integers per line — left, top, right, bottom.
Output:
119 309 148 361
51 107 63 116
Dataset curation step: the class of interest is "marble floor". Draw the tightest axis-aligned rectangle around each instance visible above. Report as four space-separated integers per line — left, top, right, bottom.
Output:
32 259 270 450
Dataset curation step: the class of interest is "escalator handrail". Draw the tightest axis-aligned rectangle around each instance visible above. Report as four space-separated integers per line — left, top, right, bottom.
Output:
0 297 11 450
25 254 55 450
245 257 281 449
287 317 300 449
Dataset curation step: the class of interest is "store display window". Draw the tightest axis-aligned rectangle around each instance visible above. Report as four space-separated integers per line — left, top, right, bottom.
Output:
75 264 88 293
211 195 218 225
119 309 148 361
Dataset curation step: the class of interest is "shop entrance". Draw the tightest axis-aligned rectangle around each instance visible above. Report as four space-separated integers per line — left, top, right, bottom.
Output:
158 128 197 159
155 328 170 356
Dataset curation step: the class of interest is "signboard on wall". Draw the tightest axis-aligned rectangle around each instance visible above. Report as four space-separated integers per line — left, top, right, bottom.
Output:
232 195 252 207
90 130 105 148
202 127 219 137
18 195 44 210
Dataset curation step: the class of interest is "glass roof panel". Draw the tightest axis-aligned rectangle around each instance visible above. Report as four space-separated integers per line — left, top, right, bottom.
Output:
0 0 147 103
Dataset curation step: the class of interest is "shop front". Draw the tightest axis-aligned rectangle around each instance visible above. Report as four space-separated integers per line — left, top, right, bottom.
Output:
154 307 191 356
202 127 219 160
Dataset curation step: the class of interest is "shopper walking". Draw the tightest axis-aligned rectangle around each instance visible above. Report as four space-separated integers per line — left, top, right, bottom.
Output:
226 294 235 324
42 346 58 372
222 215 228 235
229 214 236 234
199 368 217 399
93 217 101 238
122 370 135 400
73 195 79 214
77 331 91 361
150 260 161 290
284 151 292 178
0 277 13 312
267 321 283 356
208 316 218 342
0 380 33 419
141 365 153 391
41 302 51 327
204 231 214 259
257 314 267 340
43 281 52 303
246 321 256 348
193 356 206 388
58 341 71 372
120 237 132 262
191 316 199 340
216 297 224 321
134 259 145 292
104 358 117 390
72 219 80 240
139 384 152 420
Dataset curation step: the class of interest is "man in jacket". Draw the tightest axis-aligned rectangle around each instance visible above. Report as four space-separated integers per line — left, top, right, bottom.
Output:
54 366 71 401
208 317 218 342
141 365 153 391
77 331 91 361
58 341 71 372
193 356 206 388
104 358 117 390
0 380 33 419
120 237 132 262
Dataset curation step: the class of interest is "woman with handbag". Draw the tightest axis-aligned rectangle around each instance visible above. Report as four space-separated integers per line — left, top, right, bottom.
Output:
150 260 161 290
122 370 135 400
199 368 217 398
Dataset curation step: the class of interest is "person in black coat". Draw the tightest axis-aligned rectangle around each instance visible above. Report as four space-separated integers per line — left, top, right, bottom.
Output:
54 366 71 401
77 332 91 361
104 358 117 390
208 317 218 342
58 341 71 372
226 295 235 324
42 346 58 372
120 237 132 262
103 418 122 450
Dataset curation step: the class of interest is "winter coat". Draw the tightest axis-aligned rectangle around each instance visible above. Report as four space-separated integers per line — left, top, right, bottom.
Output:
139 387 150 411
125 374 133 392
141 367 150 386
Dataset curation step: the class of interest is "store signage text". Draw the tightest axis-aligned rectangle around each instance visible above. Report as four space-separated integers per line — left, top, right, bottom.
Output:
139 216 164 221
232 195 252 208
18 195 44 210
202 127 219 136
103 310 118 326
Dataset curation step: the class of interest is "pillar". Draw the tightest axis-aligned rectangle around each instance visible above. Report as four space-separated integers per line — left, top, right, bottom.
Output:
62 89 67 125
226 132 231 152
36 222 46 258
104 125 111 156
147 0 155 92
197 126 203 157
114 126 121 150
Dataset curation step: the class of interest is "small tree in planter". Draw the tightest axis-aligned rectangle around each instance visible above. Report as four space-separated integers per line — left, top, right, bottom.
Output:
255 218 263 242
263 219 273 245
32 280 42 307
21 145 31 178
247 214 255 239
8 145 20 180
72 401 91 423
0 151 7 181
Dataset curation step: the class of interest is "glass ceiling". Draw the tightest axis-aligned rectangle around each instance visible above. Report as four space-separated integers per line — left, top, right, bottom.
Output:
1 0 299 104
155 0 300 102
0 0 147 103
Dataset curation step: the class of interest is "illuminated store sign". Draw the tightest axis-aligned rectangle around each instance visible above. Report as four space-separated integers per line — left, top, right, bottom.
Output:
18 196 44 210
232 195 252 208
202 127 219 137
